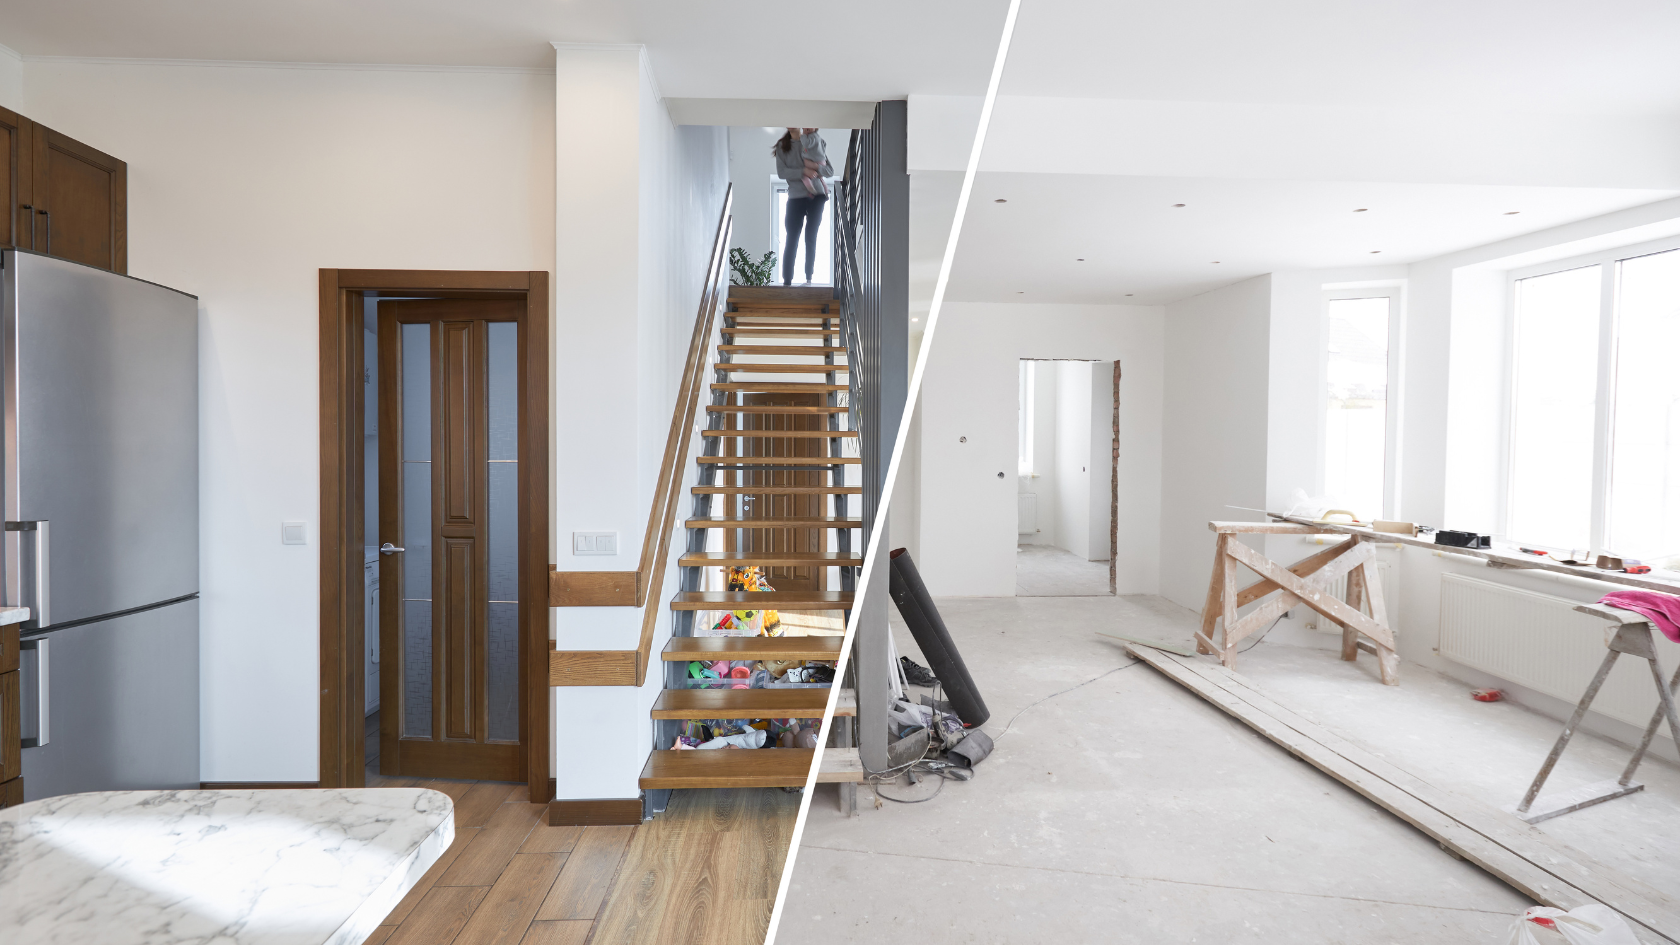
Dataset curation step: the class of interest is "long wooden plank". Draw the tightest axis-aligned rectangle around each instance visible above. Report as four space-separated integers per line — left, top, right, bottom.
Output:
638 749 817 789
711 383 847 393
1182 655 1680 926
706 405 846 415
720 345 848 355
548 649 637 687
651 688 832 719
692 485 861 495
533 827 635 922
679 551 862 566
719 363 849 373
697 456 861 465
703 429 858 438
1128 645 1680 944
684 516 861 528
818 747 865 783
662 635 845 660
668 591 854 610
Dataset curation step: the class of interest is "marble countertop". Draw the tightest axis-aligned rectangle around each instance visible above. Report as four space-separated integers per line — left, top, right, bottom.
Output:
0 788 453 945
0 606 30 626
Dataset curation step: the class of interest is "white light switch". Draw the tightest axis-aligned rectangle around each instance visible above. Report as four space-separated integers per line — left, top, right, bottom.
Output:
282 521 308 545
573 531 618 555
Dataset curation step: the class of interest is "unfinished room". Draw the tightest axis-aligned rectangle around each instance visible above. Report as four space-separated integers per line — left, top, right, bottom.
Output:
780 1 1680 942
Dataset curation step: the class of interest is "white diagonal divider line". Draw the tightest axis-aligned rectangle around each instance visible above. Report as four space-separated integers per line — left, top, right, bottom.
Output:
764 1 1025 941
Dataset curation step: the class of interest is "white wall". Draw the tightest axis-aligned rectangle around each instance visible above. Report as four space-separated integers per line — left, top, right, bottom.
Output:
913 302 1163 597
1087 362 1115 561
19 58 556 782
1159 276 1272 610
0 44 20 112
549 45 729 801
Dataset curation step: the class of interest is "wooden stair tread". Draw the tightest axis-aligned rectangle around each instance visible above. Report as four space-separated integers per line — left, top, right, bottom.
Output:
719 363 849 373
697 456 861 465
692 485 862 495
639 748 816 789
680 551 863 566
662 633 846 656
720 345 848 355
730 299 832 309
703 429 857 437
683 516 861 528
651 687 851 719
818 747 865 783
707 404 846 414
712 383 847 393
720 328 838 337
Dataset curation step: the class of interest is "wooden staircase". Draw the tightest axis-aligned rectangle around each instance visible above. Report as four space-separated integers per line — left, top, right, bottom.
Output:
639 288 864 790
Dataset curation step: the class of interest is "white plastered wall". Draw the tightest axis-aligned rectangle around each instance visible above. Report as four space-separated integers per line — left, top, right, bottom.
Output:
0 44 20 111
911 302 1163 597
549 45 729 801
17 57 556 782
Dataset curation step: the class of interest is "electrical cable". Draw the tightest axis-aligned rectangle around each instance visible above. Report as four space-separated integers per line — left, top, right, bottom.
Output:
1237 614 1287 653
997 662 1140 740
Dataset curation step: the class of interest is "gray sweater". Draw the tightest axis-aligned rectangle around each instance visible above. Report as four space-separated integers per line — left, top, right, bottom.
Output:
775 132 833 199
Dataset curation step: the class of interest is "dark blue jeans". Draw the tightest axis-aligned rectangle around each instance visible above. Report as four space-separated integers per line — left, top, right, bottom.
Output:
783 194 827 285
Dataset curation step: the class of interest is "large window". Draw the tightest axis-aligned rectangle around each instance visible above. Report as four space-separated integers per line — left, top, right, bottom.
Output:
1507 244 1680 563
1323 293 1398 521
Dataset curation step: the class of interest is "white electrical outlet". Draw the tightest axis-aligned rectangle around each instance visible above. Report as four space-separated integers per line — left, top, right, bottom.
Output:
573 531 618 555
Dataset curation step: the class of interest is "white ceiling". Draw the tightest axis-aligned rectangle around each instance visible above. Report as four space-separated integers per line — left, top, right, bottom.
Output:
0 0 1010 101
945 174 1677 306
1002 0 1680 115
935 0 1680 306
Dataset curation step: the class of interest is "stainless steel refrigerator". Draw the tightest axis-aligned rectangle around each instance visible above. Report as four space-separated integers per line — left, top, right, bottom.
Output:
2 249 199 800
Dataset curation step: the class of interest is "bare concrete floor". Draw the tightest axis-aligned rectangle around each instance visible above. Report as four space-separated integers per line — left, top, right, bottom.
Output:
1015 542 1112 597
780 594 1680 944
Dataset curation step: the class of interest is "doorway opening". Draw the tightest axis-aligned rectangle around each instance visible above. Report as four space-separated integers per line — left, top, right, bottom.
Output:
319 269 550 804
1014 358 1119 597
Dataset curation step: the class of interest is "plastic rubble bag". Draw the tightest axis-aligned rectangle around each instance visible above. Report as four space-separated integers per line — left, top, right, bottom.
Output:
697 728 767 750
1506 905 1639 945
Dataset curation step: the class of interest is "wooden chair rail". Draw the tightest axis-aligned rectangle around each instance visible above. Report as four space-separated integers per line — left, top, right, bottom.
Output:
550 187 734 687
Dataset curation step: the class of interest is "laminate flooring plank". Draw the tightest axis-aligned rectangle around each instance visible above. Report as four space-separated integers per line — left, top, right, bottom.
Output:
455 782 514 828
534 826 637 921
383 827 484 925
385 885 490 945
516 921 593 945
452 852 567 945
519 823 584 855
361 926 396 945
439 801 549 886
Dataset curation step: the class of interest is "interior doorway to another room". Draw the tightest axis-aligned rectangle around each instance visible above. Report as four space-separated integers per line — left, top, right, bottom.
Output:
319 269 550 804
1016 358 1118 597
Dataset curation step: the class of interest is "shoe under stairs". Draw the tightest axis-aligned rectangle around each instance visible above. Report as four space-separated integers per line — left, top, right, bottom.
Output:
639 288 865 790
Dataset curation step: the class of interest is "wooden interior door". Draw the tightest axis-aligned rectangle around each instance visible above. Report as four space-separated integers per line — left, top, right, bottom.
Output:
732 392 826 592
30 123 125 273
378 298 524 781
0 107 31 252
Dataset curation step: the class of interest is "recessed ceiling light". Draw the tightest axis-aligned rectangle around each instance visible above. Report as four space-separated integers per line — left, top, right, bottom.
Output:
1211 261 1221 264
1076 258 1085 261
1125 293 1134 297
1172 203 1186 208
911 317 920 322
1353 208 1368 213
1370 250 1381 254
1017 291 1024 294
995 198 1007 203
1504 210 1521 215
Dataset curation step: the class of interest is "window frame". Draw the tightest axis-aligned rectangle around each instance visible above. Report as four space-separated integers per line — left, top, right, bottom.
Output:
1320 286 1405 521
1018 360 1036 477
1502 234 1680 555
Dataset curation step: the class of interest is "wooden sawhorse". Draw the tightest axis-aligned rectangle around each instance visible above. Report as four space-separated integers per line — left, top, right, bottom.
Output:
1201 522 1400 685
1512 603 1680 824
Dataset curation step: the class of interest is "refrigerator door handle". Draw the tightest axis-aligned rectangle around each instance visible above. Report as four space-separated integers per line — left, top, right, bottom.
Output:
20 638 49 748
6 520 51 627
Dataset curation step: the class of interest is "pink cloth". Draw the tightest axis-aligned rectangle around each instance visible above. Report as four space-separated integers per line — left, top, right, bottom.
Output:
1600 591 1680 643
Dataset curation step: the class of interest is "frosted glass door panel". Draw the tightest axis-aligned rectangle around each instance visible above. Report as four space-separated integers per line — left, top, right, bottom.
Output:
401 322 433 739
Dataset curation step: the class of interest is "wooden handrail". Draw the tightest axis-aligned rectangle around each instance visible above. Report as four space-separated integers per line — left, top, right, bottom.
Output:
630 188 734 682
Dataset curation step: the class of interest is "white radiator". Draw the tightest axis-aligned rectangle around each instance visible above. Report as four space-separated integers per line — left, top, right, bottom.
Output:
1304 557 1399 631
1017 493 1037 535
1438 573 1678 728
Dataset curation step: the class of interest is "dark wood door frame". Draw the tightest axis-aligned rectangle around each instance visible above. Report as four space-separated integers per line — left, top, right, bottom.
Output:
319 269 550 804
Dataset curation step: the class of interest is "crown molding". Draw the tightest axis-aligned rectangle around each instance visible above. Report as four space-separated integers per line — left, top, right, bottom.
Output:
20 55 553 75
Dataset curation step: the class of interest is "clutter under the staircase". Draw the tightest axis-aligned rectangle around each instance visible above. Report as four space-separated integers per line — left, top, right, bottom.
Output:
887 549 990 726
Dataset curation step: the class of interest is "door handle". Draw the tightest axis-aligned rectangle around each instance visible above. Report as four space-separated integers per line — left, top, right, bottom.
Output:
21 638 49 748
380 542 405 555
20 204 33 247
37 209 49 255
6 520 50 627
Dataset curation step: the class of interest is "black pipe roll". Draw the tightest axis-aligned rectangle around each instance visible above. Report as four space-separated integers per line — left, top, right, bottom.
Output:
888 548 990 727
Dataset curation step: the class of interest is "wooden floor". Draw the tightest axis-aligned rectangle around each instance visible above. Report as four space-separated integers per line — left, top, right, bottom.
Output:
360 712 799 945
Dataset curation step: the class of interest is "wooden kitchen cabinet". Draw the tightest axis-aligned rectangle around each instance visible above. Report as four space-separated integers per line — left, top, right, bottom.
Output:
0 105 32 255
0 107 127 275
1 623 19 808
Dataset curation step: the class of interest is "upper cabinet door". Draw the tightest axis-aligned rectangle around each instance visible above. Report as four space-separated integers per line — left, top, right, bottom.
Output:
0 107 33 253
31 124 126 274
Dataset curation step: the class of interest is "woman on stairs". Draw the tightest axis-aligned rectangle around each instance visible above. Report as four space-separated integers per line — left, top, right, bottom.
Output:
774 127 833 285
